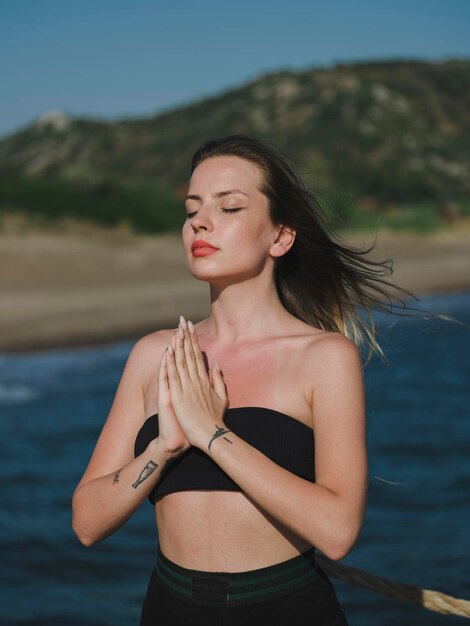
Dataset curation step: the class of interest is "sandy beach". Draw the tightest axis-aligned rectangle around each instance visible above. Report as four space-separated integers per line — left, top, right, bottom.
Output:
1 216 469 353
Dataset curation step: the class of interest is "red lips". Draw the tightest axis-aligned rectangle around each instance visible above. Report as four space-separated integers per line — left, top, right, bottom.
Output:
191 240 219 252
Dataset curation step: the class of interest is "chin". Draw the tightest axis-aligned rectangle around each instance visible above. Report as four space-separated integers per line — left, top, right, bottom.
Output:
190 265 258 286
188 266 225 282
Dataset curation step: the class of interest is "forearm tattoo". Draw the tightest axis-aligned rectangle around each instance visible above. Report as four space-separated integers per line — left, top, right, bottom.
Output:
132 460 159 489
112 468 122 485
208 424 233 452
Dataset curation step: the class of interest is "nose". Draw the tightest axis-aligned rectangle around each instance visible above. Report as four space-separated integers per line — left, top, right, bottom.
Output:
190 207 213 232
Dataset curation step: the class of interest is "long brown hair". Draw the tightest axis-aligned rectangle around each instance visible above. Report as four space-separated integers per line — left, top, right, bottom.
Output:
190 134 459 366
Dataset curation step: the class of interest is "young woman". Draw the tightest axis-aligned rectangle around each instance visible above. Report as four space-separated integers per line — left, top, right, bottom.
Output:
72 135 415 625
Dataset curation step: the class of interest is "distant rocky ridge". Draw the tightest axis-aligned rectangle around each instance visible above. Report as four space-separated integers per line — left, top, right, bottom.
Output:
35 109 72 132
0 58 469 229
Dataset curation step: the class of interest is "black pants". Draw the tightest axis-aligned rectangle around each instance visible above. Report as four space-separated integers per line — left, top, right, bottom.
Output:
140 546 349 626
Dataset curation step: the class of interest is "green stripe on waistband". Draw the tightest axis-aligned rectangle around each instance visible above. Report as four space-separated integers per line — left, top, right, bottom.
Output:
155 557 319 604
228 567 318 600
227 556 315 588
155 547 318 606
155 561 192 596
157 555 193 584
157 549 315 585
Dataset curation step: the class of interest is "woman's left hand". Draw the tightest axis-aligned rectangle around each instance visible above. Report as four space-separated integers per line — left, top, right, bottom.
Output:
165 316 229 451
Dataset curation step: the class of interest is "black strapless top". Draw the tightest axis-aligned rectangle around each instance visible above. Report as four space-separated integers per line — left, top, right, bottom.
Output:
134 406 315 505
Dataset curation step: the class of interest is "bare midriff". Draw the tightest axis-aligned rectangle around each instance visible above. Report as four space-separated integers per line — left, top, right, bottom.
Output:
154 490 313 571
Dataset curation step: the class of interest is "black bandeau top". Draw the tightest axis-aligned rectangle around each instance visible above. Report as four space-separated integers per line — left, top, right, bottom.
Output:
134 406 315 505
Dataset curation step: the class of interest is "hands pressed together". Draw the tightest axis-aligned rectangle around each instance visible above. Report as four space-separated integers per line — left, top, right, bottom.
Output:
156 315 231 457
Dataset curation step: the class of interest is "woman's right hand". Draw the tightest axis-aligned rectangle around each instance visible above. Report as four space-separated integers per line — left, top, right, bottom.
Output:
156 331 191 457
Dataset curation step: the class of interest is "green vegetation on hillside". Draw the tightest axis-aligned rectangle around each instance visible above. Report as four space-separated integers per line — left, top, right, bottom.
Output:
0 175 184 233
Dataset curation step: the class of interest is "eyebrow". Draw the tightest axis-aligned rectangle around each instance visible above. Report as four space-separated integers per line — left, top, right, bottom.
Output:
185 189 249 202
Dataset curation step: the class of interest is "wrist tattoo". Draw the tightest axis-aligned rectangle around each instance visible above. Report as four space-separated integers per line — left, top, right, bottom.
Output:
208 424 233 452
132 460 159 489
112 468 122 485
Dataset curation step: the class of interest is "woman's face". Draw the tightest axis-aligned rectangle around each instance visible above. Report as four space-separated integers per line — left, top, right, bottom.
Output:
182 155 285 284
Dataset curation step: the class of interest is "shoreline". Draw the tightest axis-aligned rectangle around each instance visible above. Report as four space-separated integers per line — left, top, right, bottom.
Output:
1 221 469 355
3 283 467 357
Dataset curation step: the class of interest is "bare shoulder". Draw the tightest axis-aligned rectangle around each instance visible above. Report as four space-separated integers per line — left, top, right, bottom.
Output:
133 327 175 354
305 330 363 370
301 330 365 428
73 327 174 492
136 328 178 395
131 328 175 390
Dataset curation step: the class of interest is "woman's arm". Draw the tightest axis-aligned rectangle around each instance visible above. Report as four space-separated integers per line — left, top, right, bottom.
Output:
205 334 368 561
72 437 175 546
72 332 179 547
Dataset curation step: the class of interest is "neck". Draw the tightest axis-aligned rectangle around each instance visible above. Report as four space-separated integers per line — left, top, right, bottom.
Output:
201 271 290 346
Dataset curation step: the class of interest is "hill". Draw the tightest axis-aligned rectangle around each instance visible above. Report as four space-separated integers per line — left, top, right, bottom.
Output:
0 58 469 233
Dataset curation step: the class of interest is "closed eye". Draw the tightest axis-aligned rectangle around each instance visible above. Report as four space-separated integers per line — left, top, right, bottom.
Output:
186 208 242 219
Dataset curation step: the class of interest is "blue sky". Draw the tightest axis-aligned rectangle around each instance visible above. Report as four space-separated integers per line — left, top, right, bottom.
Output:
1 0 469 138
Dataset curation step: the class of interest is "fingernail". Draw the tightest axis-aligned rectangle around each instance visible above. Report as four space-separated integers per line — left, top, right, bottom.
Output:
188 320 195 334
178 327 184 338
179 315 188 330
168 344 173 355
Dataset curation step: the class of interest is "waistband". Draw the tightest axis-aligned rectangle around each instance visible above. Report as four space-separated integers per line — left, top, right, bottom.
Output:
155 545 319 607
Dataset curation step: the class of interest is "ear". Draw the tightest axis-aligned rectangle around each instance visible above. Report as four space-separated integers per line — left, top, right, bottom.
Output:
270 224 296 258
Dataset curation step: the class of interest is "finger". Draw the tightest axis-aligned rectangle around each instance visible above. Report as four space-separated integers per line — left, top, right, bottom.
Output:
174 325 189 386
179 315 198 381
187 322 209 379
162 348 170 388
211 360 228 402
175 326 184 364
166 343 182 391
182 326 198 381
158 347 167 394
171 329 179 362
158 349 172 407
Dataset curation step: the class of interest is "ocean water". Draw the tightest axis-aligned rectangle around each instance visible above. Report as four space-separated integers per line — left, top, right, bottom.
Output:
0 290 469 626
